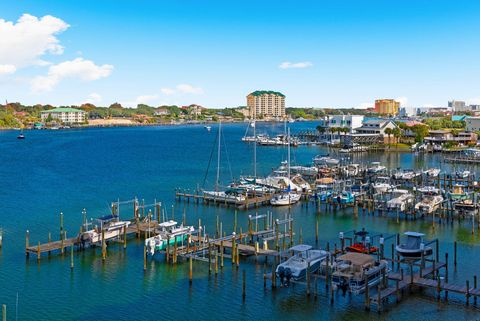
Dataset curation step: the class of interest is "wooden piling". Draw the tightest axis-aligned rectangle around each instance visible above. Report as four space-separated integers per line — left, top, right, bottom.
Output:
315 220 318 243
466 280 470 306
445 252 449 301
220 240 224 268
454 241 457 269
101 228 106 260
306 261 311 296
37 241 40 262
2 304 5 321
123 226 127 249
189 256 193 286
25 230 29 257
474 275 477 306
364 273 370 311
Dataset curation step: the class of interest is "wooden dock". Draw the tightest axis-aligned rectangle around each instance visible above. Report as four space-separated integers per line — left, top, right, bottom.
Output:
175 190 273 209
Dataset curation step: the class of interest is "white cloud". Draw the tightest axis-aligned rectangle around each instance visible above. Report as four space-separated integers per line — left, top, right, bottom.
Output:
0 64 16 75
279 61 313 69
396 96 409 107
0 14 69 72
160 84 204 95
84 93 102 104
31 58 113 92
160 87 176 95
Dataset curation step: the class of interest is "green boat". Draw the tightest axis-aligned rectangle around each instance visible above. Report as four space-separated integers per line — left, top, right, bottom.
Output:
145 220 195 255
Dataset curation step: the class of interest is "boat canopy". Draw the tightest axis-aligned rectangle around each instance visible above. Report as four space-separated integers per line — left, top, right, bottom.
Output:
159 220 178 228
404 231 425 237
97 214 118 222
337 252 374 266
289 244 312 252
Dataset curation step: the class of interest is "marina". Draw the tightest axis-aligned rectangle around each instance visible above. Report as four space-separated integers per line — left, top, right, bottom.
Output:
2 124 480 320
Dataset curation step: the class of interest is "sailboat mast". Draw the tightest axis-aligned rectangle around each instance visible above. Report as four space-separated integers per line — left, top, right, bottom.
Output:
287 127 291 180
253 118 257 181
216 121 221 192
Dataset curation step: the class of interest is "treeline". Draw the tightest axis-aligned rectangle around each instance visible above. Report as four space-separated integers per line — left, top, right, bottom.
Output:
286 107 375 119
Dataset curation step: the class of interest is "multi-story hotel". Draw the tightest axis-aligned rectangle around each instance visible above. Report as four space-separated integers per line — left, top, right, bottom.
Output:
247 90 285 119
374 99 400 115
41 107 87 124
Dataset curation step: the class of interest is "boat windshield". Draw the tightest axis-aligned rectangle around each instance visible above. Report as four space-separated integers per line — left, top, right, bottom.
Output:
405 236 421 249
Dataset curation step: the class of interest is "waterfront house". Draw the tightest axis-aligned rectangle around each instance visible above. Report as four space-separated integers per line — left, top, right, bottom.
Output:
40 107 87 124
344 119 398 145
154 108 170 116
317 115 364 141
424 130 477 146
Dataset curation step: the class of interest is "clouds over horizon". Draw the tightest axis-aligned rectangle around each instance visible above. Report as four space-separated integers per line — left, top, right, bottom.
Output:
279 61 313 69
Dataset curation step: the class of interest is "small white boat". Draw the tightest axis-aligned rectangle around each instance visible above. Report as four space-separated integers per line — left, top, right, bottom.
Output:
80 215 131 246
270 192 301 206
203 190 246 203
386 189 414 211
331 252 388 295
368 162 386 174
276 245 329 285
396 232 432 259
456 170 470 179
343 164 360 176
314 155 340 166
204 126 211 131
145 220 195 255
423 168 441 177
372 177 395 194
415 195 443 214
416 186 440 194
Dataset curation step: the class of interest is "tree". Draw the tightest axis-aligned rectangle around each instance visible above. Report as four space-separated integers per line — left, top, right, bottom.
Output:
393 127 402 147
109 102 123 109
384 127 393 148
316 125 326 139
411 124 429 143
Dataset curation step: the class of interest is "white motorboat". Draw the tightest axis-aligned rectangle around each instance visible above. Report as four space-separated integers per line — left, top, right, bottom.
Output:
386 189 414 211
372 177 395 194
368 162 386 174
314 155 340 166
423 168 441 177
270 192 301 206
416 186 440 194
343 164 360 176
145 220 195 255
456 170 471 179
396 232 432 259
290 165 318 176
80 215 131 246
276 245 329 285
203 190 246 203
331 252 388 295
394 169 421 180
415 194 443 214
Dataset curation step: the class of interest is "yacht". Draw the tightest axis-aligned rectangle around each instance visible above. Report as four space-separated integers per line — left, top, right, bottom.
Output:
270 191 301 206
276 245 329 285
145 220 195 255
331 252 388 295
343 164 360 177
423 168 441 177
386 189 414 211
314 155 340 166
415 194 443 214
80 214 131 246
203 190 246 203
454 199 478 215
396 232 432 259
372 177 395 194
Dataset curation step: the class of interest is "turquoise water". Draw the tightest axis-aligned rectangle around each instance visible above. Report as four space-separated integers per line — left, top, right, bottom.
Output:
0 122 479 320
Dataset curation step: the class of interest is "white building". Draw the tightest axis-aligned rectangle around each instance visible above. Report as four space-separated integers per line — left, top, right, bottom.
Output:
318 115 364 133
40 107 87 124
466 117 480 132
448 100 467 112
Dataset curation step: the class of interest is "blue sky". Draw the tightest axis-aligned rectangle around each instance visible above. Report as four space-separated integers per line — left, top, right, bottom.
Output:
0 0 479 108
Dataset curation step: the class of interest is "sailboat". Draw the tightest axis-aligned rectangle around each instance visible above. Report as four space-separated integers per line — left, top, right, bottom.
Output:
270 128 301 206
203 122 246 203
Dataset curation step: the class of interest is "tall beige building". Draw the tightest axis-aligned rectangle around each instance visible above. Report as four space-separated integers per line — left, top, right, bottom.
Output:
247 90 285 119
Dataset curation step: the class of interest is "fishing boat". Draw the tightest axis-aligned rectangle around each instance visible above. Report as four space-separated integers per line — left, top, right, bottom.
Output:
415 194 443 214
17 128 25 139
343 164 360 177
270 192 301 206
456 170 471 179
448 184 469 201
315 184 334 202
396 232 432 259
331 252 388 295
416 186 441 194
345 230 378 254
80 214 131 247
367 162 386 174
275 245 329 286
386 189 414 211
372 177 395 194
423 168 441 177
145 220 195 255
334 191 355 204
454 199 478 214
314 155 340 166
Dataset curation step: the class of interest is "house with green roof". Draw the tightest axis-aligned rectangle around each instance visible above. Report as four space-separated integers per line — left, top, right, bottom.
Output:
40 107 87 124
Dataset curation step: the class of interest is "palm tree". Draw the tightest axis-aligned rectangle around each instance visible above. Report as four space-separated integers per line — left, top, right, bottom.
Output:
393 127 402 148
384 128 393 148
316 125 326 140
